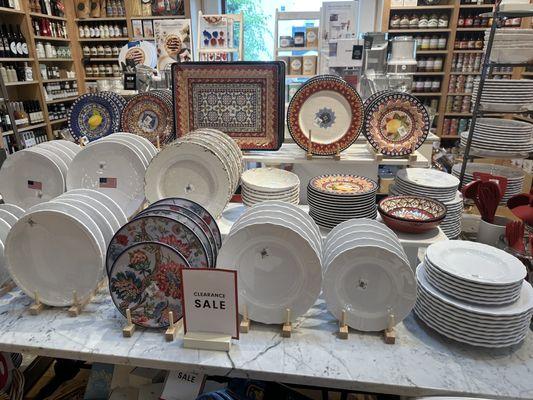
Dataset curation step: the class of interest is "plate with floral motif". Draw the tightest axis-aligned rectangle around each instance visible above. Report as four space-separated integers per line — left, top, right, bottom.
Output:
287 76 364 156
106 214 209 275
109 241 190 328
364 92 429 157
309 174 378 196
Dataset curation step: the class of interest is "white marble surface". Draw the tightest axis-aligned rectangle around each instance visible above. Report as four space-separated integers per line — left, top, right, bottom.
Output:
0 288 532 399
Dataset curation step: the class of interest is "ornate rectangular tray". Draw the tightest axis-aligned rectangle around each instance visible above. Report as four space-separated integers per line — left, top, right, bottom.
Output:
172 61 285 150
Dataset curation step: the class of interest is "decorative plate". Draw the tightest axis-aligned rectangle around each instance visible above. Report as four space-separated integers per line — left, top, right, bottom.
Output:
121 93 174 146
309 174 378 196
287 76 364 155
363 90 392 111
364 92 430 156
172 62 285 150
378 195 446 233
68 93 121 142
109 241 189 328
106 215 209 275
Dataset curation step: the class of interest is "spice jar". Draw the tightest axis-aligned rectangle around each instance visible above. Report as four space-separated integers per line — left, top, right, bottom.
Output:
434 57 443 71
429 35 439 49
90 46 98 56
426 57 435 71
431 78 441 92
438 13 448 28
415 80 424 92
97 45 105 56
438 37 447 49
421 35 430 50
400 14 410 28
85 65 93 77
423 79 432 92
409 14 419 29
82 45 90 57
428 13 438 28
418 58 427 72
419 14 429 29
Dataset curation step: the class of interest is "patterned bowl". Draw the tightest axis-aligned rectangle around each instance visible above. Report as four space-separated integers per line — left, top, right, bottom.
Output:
378 195 447 233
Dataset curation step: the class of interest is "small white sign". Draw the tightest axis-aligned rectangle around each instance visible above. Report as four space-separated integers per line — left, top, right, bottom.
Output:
160 369 205 400
181 268 239 339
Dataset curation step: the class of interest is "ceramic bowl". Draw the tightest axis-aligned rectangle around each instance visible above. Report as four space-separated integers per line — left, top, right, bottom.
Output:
378 195 447 234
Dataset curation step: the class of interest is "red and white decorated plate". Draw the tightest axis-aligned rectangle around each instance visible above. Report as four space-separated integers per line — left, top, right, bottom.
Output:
309 174 378 196
364 92 429 157
287 76 364 156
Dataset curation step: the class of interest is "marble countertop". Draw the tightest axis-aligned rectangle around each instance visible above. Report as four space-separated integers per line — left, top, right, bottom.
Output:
0 289 531 399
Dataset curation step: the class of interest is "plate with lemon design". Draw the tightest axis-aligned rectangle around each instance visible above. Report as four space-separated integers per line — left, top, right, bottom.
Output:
68 92 122 143
364 92 429 157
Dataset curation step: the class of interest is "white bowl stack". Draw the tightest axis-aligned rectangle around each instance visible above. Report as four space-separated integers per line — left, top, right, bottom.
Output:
392 168 463 239
322 219 416 332
0 140 81 209
217 201 322 324
67 132 158 218
241 168 300 207
0 204 25 288
452 162 525 204
472 78 533 113
485 28 533 64
415 241 533 348
5 189 127 307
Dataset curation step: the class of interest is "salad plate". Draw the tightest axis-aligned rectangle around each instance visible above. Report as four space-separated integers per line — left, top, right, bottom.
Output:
98 136 150 167
65 188 127 226
38 142 74 162
113 132 158 158
57 192 120 233
0 210 17 227
0 204 25 218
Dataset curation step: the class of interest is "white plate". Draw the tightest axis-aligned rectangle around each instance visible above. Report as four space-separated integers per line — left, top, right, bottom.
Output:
0 204 25 218
0 149 65 209
396 168 459 190
112 132 158 158
194 128 243 175
0 210 17 227
38 142 74 163
0 217 11 244
145 140 232 218
324 242 415 331
242 186 299 198
97 136 149 167
64 188 127 226
67 140 147 218
218 222 322 324
52 140 82 156
242 191 300 203
242 168 299 193
6 207 104 306
26 147 69 182
426 241 526 286
0 240 8 287
57 192 120 233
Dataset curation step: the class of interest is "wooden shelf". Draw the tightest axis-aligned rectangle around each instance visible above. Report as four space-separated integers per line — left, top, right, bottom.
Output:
85 58 118 61
198 48 239 53
29 12 68 21
78 37 129 42
3 122 47 136
0 57 34 62
448 92 472 96
42 78 78 83
4 81 39 87
445 112 472 117
440 135 460 139
0 7 24 15
450 71 480 75
38 58 74 62
75 17 127 22
459 4 494 8
277 47 318 52
46 96 78 104
128 15 185 20
412 92 442 96
85 76 120 80
414 71 445 75
34 36 71 42
417 50 448 54
453 49 484 53
456 27 489 31
50 118 67 125
389 28 451 33
390 5 455 10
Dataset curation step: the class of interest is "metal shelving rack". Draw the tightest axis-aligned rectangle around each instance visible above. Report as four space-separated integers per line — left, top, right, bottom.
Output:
457 4 533 187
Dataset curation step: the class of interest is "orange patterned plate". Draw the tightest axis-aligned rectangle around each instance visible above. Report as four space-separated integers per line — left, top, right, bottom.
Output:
309 174 378 196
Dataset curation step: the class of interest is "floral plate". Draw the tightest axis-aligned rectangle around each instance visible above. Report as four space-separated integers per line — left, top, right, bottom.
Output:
378 195 446 233
287 76 364 156
109 241 189 328
364 92 429 157
309 174 378 196
106 215 209 275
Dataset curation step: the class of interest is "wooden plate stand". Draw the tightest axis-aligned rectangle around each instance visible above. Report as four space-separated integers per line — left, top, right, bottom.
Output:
366 142 419 165
337 309 396 344
305 130 341 161
122 308 136 337
239 305 293 338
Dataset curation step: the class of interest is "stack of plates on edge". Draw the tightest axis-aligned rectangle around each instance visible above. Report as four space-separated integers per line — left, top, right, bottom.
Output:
5 189 127 307
0 204 25 288
472 79 533 113
67 132 157 218
145 129 243 218
392 168 462 238
323 219 416 331
415 241 533 348
307 174 378 229
68 92 125 143
0 140 81 209
217 201 323 324
459 117 533 156
241 168 300 207
452 162 525 204
107 197 220 328
120 89 174 146
485 28 533 64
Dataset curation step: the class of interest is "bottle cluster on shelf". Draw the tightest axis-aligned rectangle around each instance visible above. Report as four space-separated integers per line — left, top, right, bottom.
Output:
43 81 78 101
454 33 484 50
40 65 75 80
417 56 444 72
0 100 44 132
21 128 48 148
35 42 71 59
78 23 128 39
28 0 64 17
104 0 125 18
0 62 32 83
452 53 482 73
443 117 470 138
457 11 492 28
449 74 475 94
0 24 29 58
82 45 121 59
446 94 472 114
48 102 70 121
85 63 120 78
32 18 68 39
0 0 20 10
390 12 449 29
413 34 447 50
412 78 441 93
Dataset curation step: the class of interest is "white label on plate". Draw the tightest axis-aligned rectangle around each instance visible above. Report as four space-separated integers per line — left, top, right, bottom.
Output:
160 369 205 400
99 177 117 188
181 268 239 339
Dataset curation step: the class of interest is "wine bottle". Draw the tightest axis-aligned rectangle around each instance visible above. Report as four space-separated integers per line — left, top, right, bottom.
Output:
17 26 28 57
8 25 18 58
0 25 9 58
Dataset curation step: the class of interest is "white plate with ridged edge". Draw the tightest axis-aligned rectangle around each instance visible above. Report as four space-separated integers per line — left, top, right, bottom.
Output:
65 188 127 227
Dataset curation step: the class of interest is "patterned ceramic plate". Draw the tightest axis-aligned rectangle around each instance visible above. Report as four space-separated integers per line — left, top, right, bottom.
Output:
287 76 364 156
106 214 209 275
363 90 393 112
364 92 430 157
121 92 174 146
148 197 221 248
309 174 378 196
68 93 121 142
109 241 189 328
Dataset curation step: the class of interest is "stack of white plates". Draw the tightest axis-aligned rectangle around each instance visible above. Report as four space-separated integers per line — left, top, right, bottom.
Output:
415 241 533 348
67 132 157 218
145 129 243 218
485 28 533 63
452 162 525 204
323 219 416 331
472 79 533 112
0 204 25 288
241 168 300 207
307 174 378 229
0 140 81 209
5 189 127 307
217 201 322 324
393 168 462 239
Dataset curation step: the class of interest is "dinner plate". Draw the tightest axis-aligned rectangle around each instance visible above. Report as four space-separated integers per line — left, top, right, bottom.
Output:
38 142 74 163
26 146 68 184
6 207 104 306
57 192 120 233
0 240 9 287
195 128 244 175
113 132 158 158
242 191 300 204
241 168 299 192
396 168 459 190
53 140 82 156
109 241 189 328
309 174 378 196
65 188 127 226
0 218 11 243
0 210 17 227
0 204 25 218
96 136 149 167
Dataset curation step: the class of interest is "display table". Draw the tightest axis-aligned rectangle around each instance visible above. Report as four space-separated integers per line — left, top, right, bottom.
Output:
0 288 531 399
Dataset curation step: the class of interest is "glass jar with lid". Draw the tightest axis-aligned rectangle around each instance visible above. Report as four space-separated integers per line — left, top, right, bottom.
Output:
428 14 438 28
409 14 419 29
429 35 439 49
438 13 448 28
419 14 429 29
390 14 401 29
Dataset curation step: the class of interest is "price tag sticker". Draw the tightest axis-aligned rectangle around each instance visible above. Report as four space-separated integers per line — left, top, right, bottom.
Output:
181 268 239 339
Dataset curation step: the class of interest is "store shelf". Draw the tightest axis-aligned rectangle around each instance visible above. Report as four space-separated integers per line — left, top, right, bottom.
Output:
416 50 448 54
440 135 460 139
85 76 120 80
456 27 489 31
0 6 24 15
86 58 119 61
277 47 318 52
4 81 39 87
412 92 442 96
78 37 129 42
128 15 186 20
0 57 34 62
75 17 127 21
460 4 495 8
2 122 47 136
198 48 239 53
45 96 78 104
390 5 455 10
34 36 71 42
448 92 472 96
38 58 74 62
388 28 451 33
42 78 78 83
453 49 484 53
50 118 67 125
445 112 472 117
450 71 480 75
29 12 68 21
413 72 445 76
